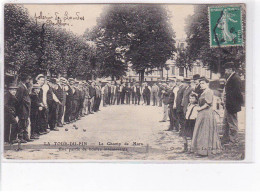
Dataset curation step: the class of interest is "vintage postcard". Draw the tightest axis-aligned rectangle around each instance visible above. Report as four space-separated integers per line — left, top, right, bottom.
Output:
3 3 246 161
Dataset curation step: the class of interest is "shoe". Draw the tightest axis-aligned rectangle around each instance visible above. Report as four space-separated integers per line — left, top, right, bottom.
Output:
90 112 94 114
11 139 20 144
159 120 166 122
30 136 39 140
57 123 63 127
51 128 59 131
24 138 34 142
165 128 173 131
19 139 27 143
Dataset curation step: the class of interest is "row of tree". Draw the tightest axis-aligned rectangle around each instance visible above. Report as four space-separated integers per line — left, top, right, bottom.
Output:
5 4 97 80
179 5 246 76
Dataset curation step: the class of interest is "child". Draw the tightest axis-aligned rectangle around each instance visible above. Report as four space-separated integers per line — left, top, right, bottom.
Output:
181 93 199 152
30 84 43 139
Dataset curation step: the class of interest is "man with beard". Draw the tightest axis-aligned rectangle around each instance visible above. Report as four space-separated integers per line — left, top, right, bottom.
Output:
221 62 243 145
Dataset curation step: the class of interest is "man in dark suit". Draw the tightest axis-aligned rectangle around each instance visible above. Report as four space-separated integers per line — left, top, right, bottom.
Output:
166 79 176 131
4 83 19 144
176 79 188 136
221 62 244 145
193 74 203 98
181 78 194 114
16 74 33 143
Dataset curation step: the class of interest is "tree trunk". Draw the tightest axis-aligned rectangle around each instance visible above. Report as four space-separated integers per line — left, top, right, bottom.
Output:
185 68 188 78
140 69 145 83
161 66 164 80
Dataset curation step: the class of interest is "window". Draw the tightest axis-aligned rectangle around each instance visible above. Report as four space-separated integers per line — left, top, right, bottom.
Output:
171 66 175 75
179 67 184 77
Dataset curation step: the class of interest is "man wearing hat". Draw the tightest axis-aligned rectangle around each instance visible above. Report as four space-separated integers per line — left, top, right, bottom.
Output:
221 61 243 145
151 82 159 106
88 81 96 114
47 78 59 131
16 74 33 143
4 83 19 144
64 78 74 123
166 79 176 131
193 74 203 98
181 78 194 114
30 83 44 139
175 78 189 134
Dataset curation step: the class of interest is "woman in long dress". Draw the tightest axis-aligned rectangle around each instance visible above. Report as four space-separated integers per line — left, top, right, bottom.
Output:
191 78 222 157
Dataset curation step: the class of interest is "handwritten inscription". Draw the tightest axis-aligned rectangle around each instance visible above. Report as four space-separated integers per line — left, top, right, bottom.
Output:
34 11 85 26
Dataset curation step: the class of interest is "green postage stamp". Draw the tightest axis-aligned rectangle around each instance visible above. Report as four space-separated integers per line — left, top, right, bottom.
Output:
209 6 243 47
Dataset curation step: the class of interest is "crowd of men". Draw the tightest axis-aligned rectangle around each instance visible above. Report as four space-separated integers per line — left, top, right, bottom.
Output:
4 74 103 144
5 63 243 153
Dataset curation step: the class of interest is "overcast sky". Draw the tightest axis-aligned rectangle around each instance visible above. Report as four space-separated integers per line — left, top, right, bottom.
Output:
24 4 194 40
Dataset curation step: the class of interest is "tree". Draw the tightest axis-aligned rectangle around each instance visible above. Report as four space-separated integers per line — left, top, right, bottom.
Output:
175 48 193 78
87 4 176 82
185 5 246 76
5 4 97 80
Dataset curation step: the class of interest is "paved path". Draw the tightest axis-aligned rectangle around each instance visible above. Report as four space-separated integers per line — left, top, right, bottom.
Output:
4 105 245 161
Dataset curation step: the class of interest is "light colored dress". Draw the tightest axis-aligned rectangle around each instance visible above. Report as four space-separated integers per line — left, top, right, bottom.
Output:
191 88 222 156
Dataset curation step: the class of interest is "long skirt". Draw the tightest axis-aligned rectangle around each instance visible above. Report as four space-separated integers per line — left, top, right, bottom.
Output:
191 108 222 156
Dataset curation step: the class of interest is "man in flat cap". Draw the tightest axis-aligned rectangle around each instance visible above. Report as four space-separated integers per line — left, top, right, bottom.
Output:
221 61 243 145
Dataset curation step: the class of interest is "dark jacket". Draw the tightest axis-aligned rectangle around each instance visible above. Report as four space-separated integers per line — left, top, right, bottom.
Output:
168 88 175 109
89 86 96 98
225 73 243 114
194 84 203 98
30 92 42 118
55 85 64 102
176 84 187 112
162 90 170 105
5 91 18 124
181 85 194 114
16 83 31 119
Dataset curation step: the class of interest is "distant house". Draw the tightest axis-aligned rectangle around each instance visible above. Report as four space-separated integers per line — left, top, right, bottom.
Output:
124 39 220 82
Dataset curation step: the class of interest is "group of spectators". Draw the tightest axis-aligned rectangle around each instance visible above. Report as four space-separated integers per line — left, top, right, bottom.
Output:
4 62 244 158
4 74 103 144
157 62 244 157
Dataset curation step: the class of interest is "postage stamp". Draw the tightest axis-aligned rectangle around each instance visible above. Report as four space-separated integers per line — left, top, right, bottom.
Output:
209 6 243 47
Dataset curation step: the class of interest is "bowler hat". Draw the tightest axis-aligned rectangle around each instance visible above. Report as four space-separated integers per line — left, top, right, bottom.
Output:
193 74 200 80
183 78 191 83
8 83 18 89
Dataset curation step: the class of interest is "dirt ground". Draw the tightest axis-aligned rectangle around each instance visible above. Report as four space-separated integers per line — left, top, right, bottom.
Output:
4 104 245 161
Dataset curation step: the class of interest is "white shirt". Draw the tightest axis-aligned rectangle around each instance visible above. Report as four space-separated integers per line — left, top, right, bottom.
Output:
185 103 199 120
173 86 179 108
42 84 60 107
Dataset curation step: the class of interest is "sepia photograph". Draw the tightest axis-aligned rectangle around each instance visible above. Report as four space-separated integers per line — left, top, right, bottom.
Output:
3 3 246 161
